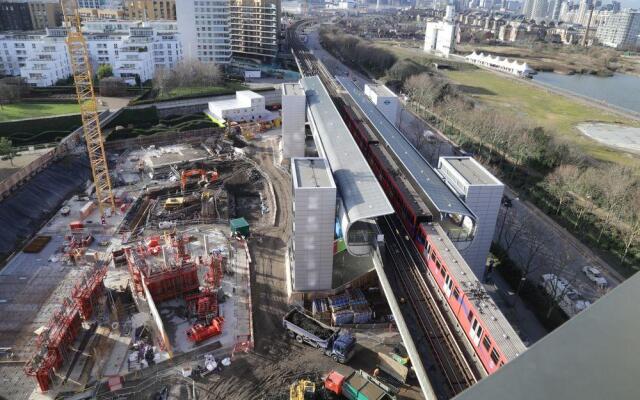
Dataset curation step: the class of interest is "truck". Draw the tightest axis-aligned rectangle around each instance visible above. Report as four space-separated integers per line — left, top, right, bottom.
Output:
283 308 356 363
324 370 397 400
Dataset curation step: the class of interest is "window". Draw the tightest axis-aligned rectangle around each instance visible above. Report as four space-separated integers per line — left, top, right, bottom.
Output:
452 288 460 300
439 265 446 278
490 349 500 365
482 335 491 351
430 251 436 262
467 310 473 322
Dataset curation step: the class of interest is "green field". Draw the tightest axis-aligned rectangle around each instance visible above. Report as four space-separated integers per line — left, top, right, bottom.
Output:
443 69 640 166
0 102 80 122
156 83 248 101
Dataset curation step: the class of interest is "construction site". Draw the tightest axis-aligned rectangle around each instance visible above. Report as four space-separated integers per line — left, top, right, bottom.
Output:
0 101 415 399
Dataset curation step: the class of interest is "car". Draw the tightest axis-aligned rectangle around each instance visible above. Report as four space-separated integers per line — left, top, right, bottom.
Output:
501 195 513 208
582 266 608 288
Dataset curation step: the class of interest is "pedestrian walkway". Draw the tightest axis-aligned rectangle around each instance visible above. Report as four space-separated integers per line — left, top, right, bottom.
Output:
484 272 547 346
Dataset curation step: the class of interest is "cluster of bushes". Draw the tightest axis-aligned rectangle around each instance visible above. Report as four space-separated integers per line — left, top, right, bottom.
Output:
0 114 82 145
319 27 397 78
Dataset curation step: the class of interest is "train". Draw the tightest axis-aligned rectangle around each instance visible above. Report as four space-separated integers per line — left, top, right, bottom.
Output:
334 92 526 375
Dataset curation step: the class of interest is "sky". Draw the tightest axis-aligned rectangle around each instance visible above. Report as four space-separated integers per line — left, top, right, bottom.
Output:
620 0 640 8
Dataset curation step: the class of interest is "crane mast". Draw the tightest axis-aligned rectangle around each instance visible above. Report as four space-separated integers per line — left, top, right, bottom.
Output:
61 0 115 215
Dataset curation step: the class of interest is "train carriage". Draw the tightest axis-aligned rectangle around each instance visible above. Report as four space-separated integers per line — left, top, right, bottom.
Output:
417 223 527 374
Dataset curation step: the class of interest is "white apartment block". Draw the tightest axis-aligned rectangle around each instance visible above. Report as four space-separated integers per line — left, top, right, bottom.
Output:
424 7 457 58
596 11 640 49
438 157 504 279
0 21 181 86
176 0 231 64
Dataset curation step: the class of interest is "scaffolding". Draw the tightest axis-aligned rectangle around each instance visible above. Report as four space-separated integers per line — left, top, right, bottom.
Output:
24 263 108 392
125 233 200 303
61 0 115 215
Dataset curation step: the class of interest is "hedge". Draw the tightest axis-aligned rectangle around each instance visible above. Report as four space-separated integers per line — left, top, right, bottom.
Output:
0 114 82 145
104 106 159 129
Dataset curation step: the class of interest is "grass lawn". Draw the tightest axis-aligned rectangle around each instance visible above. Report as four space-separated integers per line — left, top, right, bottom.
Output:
156 83 248 100
444 69 640 167
0 102 80 122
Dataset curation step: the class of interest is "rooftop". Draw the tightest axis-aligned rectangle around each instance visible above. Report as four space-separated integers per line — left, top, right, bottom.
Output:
424 223 526 362
365 83 397 98
301 75 393 223
440 157 502 186
282 82 305 96
337 76 475 220
293 158 335 189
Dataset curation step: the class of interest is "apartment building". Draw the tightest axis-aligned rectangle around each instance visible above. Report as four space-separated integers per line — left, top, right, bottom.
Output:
595 10 640 49
176 0 280 65
0 21 181 86
0 0 61 31
123 0 176 20
176 0 231 64
230 0 280 62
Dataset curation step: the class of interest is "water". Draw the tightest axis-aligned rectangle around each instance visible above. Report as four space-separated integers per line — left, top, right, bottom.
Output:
532 72 640 114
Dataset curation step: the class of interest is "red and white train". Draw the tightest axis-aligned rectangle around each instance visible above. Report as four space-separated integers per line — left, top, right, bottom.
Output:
335 91 527 375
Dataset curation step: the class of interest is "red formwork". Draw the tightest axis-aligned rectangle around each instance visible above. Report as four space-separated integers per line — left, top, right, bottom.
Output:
185 287 218 320
24 298 82 392
204 254 224 288
71 264 108 320
144 262 200 302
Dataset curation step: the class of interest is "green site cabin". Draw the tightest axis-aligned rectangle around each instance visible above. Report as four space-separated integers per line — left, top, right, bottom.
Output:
230 217 250 237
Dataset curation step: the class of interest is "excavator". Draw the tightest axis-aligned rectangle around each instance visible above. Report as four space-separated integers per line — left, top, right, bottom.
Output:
180 169 219 192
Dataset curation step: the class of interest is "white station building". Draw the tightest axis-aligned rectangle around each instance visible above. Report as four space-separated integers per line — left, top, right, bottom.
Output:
290 158 337 291
437 157 504 278
281 82 306 158
206 90 274 123
364 83 400 127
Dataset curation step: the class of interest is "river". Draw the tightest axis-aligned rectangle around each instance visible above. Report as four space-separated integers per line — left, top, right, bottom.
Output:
532 72 640 114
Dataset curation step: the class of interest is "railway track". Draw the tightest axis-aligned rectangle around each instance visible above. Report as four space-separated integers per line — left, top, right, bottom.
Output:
287 21 481 398
379 216 479 397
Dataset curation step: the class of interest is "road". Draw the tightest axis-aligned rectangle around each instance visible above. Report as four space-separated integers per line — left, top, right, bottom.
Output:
303 23 618 312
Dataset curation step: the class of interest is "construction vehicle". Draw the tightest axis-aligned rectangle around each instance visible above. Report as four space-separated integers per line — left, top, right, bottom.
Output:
164 197 185 210
376 352 409 384
283 308 356 363
289 379 316 400
324 370 397 400
180 169 219 192
186 316 224 343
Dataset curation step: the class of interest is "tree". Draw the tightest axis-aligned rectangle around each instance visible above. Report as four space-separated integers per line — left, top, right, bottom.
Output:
97 64 113 80
620 188 640 265
513 223 548 297
153 60 222 97
0 137 14 166
0 82 19 110
544 164 581 215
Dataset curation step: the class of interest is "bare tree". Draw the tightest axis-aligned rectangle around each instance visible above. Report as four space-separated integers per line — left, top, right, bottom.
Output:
513 223 549 297
0 82 18 110
621 188 640 265
597 166 634 243
153 60 222 97
544 164 581 215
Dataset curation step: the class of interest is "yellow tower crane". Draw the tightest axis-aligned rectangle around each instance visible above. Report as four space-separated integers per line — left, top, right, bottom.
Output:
60 0 115 216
